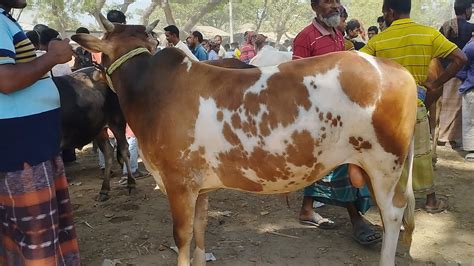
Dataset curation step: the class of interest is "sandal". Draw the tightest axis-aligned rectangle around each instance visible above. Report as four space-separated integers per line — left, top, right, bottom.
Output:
299 212 336 229
465 153 474 162
425 198 448 214
352 223 382 246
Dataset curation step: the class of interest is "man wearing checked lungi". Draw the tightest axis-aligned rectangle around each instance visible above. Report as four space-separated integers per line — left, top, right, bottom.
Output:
0 0 80 265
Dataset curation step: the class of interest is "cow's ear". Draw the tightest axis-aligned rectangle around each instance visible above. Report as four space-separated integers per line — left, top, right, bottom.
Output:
71 34 106 53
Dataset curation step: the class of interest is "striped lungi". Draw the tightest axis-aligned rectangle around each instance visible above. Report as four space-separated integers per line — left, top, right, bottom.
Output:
400 106 435 194
304 165 372 214
439 77 463 143
463 89 474 151
0 156 80 265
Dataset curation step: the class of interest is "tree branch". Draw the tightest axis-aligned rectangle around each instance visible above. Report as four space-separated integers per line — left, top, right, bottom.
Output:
91 0 106 30
255 0 268 33
120 0 136 14
182 0 224 34
142 0 159 25
161 0 177 26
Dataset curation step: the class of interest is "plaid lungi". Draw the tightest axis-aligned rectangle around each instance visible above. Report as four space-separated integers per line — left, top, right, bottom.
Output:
463 89 474 151
400 106 435 194
0 156 80 265
304 165 372 214
439 77 463 142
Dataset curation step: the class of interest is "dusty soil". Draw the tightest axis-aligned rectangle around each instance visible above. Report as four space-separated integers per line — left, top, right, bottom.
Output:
66 145 474 266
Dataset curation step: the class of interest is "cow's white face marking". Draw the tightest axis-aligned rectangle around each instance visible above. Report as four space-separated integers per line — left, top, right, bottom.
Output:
182 57 192 72
187 64 400 192
357 51 382 76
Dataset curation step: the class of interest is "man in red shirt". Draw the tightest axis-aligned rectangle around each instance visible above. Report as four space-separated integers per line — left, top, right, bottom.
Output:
292 1 344 59
294 0 381 246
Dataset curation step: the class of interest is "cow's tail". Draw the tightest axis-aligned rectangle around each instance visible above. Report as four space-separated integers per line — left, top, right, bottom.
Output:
402 137 415 246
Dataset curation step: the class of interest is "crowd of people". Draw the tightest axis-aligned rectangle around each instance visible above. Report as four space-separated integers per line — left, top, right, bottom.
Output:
0 0 473 264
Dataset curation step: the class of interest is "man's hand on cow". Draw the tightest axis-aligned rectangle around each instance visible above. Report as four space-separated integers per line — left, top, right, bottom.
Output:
47 39 74 64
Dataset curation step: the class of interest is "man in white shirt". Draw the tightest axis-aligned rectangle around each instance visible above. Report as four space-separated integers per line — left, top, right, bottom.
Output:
214 35 226 59
164 25 199 61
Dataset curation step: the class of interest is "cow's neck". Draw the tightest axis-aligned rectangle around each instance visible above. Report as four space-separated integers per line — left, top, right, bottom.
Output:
109 48 188 135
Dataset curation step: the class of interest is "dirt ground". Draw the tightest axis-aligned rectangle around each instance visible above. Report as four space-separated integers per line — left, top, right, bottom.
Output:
66 144 474 266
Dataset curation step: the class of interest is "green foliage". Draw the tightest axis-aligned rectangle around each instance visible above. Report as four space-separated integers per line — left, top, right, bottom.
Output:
25 0 458 42
345 0 454 29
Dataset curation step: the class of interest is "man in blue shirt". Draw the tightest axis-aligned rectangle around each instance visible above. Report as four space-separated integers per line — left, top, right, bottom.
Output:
457 34 474 161
188 30 208 61
0 0 80 264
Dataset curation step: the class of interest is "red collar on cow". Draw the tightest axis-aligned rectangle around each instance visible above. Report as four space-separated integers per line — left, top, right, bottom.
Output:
105 47 151 93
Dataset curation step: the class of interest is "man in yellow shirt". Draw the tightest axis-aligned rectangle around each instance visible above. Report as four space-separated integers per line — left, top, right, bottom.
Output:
361 0 467 213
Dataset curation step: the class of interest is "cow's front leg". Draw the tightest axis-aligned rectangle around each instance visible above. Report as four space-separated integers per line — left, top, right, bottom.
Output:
168 183 198 266
192 193 209 266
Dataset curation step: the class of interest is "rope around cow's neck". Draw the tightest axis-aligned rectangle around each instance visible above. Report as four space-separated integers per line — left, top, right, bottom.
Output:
105 47 151 93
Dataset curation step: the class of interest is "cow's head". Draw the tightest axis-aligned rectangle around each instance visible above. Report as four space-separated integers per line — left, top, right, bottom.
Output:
71 14 159 69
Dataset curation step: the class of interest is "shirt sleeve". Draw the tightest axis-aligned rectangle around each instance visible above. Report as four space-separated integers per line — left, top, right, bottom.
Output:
292 32 311 60
0 18 15 65
432 30 458 59
459 43 474 80
360 38 376 56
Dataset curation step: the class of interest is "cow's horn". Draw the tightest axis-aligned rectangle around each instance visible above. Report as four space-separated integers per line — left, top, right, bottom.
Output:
146 19 160 33
99 13 115 32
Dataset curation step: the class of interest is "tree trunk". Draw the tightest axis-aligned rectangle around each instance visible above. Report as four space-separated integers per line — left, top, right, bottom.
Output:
276 30 285 45
120 0 136 14
161 0 177 26
91 0 106 30
255 0 268 33
142 0 159 25
51 2 66 36
182 0 225 34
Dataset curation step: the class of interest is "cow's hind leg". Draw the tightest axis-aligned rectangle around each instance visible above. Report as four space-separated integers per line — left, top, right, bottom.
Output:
95 129 114 201
192 193 209 266
167 182 199 266
378 198 405 266
367 165 414 266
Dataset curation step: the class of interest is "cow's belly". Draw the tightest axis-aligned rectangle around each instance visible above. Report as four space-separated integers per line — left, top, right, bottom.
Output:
139 150 168 195
197 139 348 194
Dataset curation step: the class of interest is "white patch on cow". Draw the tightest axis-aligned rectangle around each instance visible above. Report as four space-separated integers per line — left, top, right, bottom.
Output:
357 51 382 76
182 57 192 72
188 64 401 195
261 68 345 155
241 167 260 182
244 66 280 96
189 97 233 168
256 65 398 192
230 104 268 153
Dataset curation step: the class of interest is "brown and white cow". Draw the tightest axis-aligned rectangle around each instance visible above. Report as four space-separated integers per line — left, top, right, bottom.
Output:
72 16 417 266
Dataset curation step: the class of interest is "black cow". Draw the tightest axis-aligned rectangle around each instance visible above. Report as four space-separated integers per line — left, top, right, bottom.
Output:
52 67 134 201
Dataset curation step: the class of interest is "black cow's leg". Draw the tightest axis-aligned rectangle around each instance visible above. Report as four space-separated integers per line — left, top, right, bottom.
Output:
96 128 114 201
108 123 135 194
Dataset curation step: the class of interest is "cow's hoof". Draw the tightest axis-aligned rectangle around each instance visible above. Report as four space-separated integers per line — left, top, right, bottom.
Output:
96 193 110 202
